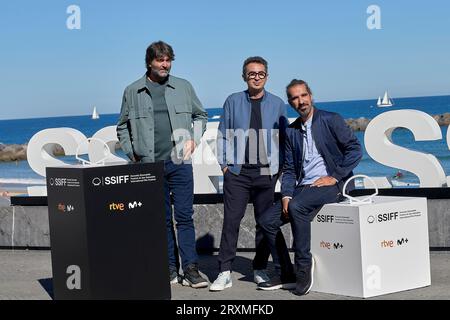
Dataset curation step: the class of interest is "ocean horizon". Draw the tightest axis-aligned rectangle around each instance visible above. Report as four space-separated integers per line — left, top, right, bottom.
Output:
1 94 449 190
2 93 450 122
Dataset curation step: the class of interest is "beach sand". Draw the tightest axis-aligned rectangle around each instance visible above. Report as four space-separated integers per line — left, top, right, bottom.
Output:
1 191 27 197
0 184 29 199
0 187 27 205
0 192 25 206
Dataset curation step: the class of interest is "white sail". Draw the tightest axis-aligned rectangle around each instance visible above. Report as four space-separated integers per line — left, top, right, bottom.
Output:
377 96 382 105
382 91 390 104
377 91 393 107
92 107 100 119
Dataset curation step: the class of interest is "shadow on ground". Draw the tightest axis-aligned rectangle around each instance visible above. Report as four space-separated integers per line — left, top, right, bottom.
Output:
196 253 278 283
38 278 54 300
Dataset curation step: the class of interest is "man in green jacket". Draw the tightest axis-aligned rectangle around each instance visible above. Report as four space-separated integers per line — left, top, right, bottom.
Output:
117 41 208 288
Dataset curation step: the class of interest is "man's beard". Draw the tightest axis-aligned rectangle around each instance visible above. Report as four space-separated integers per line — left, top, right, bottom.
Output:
297 104 313 119
151 67 170 80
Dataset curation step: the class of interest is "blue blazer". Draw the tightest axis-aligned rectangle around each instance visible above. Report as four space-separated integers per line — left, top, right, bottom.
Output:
281 108 362 197
217 90 288 175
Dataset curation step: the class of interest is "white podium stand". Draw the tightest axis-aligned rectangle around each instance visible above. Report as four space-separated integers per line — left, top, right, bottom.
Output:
311 195 431 298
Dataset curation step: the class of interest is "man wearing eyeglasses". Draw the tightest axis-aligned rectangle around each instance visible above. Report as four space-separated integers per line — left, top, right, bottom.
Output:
210 57 288 291
257 79 362 295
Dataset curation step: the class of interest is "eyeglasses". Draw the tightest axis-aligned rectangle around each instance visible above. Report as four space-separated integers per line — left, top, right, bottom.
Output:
246 71 267 80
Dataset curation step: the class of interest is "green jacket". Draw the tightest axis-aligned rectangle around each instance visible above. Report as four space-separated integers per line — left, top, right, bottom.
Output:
117 75 208 162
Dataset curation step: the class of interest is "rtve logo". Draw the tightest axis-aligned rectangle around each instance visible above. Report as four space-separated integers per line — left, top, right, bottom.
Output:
109 202 125 211
320 241 344 250
316 214 334 223
57 203 75 213
380 237 409 248
109 201 143 212
92 175 130 186
368 211 399 224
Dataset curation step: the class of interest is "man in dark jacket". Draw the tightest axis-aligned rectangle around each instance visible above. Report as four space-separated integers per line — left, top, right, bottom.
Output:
257 79 362 295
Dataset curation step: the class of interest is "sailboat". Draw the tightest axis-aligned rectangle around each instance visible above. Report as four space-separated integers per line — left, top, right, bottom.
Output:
92 106 100 120
377 91 393 107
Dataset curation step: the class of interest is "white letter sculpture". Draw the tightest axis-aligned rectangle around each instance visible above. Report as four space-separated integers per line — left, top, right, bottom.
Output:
365 110 446 187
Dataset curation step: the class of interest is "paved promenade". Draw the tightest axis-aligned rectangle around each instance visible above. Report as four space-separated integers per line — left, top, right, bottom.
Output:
0 250 449 300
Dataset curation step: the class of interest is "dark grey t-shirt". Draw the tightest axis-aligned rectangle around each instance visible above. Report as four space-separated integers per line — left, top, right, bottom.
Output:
244 97 268 167
146 79 174 161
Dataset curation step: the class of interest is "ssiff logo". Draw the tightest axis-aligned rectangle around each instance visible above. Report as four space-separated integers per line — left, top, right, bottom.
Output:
92 177 102 186
316 214 334 223
368 212 398 224
92 175 130 186
50 178 67 187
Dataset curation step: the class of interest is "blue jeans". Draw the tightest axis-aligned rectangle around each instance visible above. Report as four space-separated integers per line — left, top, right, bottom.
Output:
164 160 198 271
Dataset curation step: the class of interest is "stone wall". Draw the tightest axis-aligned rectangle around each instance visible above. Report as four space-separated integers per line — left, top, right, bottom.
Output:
1 200 449 248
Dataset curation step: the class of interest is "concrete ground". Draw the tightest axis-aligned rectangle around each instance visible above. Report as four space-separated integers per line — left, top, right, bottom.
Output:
0 250 449 300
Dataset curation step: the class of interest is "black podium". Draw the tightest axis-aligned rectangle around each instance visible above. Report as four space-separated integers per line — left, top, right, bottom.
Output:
46 162 170 300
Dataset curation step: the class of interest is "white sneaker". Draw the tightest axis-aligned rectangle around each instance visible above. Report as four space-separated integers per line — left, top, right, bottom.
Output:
169 269 179 285
209 271 232 291
253 269 270 284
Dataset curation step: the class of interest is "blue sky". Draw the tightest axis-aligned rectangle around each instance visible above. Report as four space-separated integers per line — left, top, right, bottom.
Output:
1 0 450 120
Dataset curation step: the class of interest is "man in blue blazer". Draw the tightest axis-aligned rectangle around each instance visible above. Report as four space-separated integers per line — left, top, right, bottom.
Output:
210 57 289 291
257 79 362 295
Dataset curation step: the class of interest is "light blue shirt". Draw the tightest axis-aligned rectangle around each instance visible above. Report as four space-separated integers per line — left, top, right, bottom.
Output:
217 90 288 176
300 115 328 185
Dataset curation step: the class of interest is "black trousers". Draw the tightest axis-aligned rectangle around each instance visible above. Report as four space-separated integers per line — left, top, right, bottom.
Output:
218 166 276 272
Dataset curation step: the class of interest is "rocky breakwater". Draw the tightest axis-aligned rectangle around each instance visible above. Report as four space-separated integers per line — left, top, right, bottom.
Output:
0 143 65 162
345 112 450 132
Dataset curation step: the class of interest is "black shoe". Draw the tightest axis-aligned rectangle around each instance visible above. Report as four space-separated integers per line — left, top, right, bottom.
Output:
182 263 209 288
257 274 296 291
169 266 179 285
293 258 315 296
